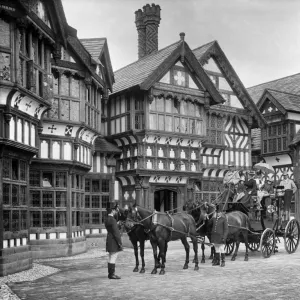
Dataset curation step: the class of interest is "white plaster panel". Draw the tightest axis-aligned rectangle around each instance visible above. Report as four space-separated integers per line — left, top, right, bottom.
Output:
85 229 91 235
91 229 100 234
39 233 46 240
16 239 21 247
30 234 36 240
64 142 72 160
31 124 36 147
101 229 107 234
24 121 29 145
9 118 15 140
49 233 56 240
114 181 119 201
52 141 60 159
22 238 27 245
10 239 15 247
41 140 49 158
3 240 8 248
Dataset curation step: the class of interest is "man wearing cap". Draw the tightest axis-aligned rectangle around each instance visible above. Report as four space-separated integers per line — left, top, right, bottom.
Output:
280 171 297 221
105 203 123 279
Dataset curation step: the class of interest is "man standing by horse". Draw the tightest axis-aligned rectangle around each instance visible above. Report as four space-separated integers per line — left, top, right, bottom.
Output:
211 205 229 267
105 203 123 279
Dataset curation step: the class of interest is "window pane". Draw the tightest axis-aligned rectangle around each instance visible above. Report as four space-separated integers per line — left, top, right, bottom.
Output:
56 172 67 187
92 212 100 224
165 116 172 132
20 210 27 230
150 97 156 111
92 180 100 192
30 211 41 227
149 114 157 130
56 211 66 226
30 170 40 186
156 98 164 112
181 118 188 133
102 195 109 210
195 120 202 135
42 211 54 227
12 185 19 206
165 98 172 113
92 196 100 208
20 186 26 205
56 192 67 207
42 172 53 187
3 158 10 179
30 191 41 207
12 159 19 180
158 115 164 131
20 161 26 181
12 210 19 231
101 180 110 192
174 117 180 132
3 210 10 231
43 192 53 207
3 183 10 205
85 179 90 192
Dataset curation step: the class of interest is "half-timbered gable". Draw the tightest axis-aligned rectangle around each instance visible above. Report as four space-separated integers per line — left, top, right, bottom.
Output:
108 4 265 210
191 41 266 202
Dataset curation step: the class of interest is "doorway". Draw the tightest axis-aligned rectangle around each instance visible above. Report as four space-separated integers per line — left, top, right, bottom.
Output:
154 189 177 212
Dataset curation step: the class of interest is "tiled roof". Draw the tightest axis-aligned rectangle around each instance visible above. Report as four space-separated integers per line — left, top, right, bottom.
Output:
80 38 106 61
267 89 300 112
251 128 261 150
291 129 300 146
94 138 121 153
193 41 216 60
112 41 181 94
247 73 300 103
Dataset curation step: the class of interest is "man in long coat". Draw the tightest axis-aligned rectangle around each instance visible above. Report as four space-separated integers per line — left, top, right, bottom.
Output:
105 203 123 279
210 205 229 267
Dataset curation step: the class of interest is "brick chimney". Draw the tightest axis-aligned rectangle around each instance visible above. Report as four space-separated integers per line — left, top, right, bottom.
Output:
135 4 161 59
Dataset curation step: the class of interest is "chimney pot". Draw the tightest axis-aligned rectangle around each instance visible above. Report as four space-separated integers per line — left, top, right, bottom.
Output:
180 32 185 41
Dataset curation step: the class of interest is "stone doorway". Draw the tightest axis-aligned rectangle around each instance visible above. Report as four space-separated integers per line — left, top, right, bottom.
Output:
154 189 177 212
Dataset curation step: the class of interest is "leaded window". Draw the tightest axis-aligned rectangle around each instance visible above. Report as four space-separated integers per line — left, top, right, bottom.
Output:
30 170 40 186
85 195 90 208
3 210 10 231
72 192 76 208
12 185 19 206
31 211 41 227
43 192 53 207
277 138 281 151
92 212 100 224
30 191 41 207
76 193 81 208
3 183 10 205
92 196 100 208
102 195 109 210
72 211 76 226
85 212 89 224
20 186 26 205
3 158 10 179
20 210 27 230
101 211 107 224
12 210 19 231
56 192 67 207
92 180 100 192
56 172 67 187
283 137 287 150
42 211 54 227
56 211 66 226
101 180 109 192
85 179 90 192
20 160 26 181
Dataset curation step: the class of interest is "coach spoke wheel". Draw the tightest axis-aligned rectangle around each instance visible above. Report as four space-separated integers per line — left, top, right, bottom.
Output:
260 228 275 258
284 219 300 254
248 241 260 252
224 240 235 256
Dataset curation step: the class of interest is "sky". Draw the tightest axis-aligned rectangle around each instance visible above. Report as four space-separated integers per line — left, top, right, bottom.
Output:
61 0 300 88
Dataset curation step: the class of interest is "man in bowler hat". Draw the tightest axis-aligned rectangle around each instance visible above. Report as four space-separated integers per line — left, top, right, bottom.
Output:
105 203 123 279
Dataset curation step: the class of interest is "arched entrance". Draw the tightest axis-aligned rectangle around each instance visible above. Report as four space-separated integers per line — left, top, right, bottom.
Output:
154 189 177 212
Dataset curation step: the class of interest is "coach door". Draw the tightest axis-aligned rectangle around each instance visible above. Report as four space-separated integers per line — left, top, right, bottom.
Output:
154 189 177 212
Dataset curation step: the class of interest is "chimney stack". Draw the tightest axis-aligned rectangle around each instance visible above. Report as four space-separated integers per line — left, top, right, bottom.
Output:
135 4 161 59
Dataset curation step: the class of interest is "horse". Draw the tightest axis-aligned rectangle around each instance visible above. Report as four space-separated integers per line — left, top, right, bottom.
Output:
115 207 149 273
127 204 199 275
200 202 251 261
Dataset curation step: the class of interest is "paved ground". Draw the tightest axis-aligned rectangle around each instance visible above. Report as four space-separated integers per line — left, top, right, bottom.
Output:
7 238 300 300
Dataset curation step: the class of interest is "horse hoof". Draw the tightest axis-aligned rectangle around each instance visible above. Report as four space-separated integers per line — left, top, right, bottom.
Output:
133 267 139 272
194 265 199 271
159 269 165 275
183 264 188 269
244 257 249 262
151 269 157 274
201 259 205 264
209 255 213 260
231 257 236 261
139 268 145 274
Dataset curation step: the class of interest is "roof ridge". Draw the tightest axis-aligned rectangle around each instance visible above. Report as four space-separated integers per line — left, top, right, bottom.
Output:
192 40 216 51
114 40 181 74
247 72 300 89
266 88 300 98
80 38 107 41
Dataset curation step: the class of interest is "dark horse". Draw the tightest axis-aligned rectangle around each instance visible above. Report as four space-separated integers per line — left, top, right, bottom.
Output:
200 202 251 261
128 204 199 275
116 207 149 273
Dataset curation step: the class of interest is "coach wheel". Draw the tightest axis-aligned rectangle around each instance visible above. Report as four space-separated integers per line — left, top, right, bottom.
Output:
284 219 300 254
248 241 260 251
224 240 235 256
260 228 275 258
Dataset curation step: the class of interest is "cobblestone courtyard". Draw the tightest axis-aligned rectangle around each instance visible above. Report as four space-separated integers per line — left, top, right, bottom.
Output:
3 239 300 300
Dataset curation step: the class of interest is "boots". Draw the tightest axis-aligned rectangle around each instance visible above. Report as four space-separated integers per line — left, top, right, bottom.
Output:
212 253 220 266
221 253 225 267
108 263 121 279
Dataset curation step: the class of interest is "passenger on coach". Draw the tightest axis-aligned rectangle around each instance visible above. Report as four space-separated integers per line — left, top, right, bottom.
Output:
105 203 123 280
